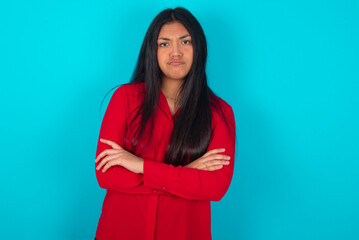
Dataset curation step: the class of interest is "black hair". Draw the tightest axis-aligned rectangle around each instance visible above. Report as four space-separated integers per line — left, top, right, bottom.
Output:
101 7 228 166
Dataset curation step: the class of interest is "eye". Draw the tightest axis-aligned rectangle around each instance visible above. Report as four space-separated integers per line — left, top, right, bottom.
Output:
159 42 169 47
182 40 191 45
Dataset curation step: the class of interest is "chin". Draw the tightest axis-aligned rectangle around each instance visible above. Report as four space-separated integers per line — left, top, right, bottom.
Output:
171 72 190 80
170 76 187 81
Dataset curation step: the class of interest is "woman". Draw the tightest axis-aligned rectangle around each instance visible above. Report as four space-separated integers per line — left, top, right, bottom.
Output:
94 7 236 240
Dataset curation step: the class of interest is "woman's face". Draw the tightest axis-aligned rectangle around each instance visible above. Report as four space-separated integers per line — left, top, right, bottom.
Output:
157 21 193 82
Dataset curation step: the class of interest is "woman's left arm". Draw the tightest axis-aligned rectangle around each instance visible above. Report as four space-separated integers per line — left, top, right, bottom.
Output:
142 106 236 201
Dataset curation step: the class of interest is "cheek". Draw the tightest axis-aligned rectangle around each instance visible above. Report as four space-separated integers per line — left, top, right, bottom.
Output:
156 53 167 72
186 48 194 62
187 51 194 67
157 51 167 64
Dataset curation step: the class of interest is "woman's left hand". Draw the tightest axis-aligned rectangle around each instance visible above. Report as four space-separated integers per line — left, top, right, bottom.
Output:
95 139 144 174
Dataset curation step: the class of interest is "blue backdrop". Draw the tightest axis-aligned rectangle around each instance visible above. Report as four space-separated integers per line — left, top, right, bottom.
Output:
1 0 358 239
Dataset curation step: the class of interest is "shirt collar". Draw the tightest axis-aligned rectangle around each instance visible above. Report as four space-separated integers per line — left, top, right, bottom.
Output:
159 90 181 121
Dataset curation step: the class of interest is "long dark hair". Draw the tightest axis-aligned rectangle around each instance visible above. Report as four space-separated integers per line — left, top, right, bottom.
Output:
102 7 228 166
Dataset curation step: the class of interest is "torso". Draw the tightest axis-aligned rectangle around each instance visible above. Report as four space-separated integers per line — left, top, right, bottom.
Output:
95 82 235 240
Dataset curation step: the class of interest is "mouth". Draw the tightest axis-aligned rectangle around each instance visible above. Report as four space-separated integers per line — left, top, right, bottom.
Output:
168 60 185 66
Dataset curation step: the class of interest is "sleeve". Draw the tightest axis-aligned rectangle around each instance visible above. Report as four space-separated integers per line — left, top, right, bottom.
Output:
142 105 236 201
95 85 158 194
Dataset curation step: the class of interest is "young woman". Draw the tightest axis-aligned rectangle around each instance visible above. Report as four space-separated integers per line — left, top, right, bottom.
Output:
94 7 236 240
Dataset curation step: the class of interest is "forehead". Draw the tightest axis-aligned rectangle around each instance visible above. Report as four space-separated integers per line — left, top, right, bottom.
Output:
158 22 190 39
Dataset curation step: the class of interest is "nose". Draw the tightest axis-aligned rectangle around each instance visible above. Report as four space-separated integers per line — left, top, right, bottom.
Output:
170 42 182 58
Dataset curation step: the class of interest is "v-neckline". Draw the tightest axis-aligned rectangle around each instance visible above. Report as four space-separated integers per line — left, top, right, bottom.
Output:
159 90 180 120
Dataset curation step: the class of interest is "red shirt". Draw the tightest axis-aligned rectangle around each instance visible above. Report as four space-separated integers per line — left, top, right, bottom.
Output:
95 82 236 240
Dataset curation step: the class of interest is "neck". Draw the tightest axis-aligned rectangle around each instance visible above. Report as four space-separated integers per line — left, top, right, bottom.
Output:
160 77 184 100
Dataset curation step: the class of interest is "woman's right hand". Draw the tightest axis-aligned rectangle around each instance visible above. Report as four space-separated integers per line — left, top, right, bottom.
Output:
184 148 231 171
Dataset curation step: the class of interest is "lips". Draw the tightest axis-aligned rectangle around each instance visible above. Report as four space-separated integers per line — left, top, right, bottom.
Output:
168 60 185 65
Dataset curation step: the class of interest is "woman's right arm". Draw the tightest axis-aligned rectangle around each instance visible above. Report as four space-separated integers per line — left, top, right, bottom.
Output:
95 85 159 194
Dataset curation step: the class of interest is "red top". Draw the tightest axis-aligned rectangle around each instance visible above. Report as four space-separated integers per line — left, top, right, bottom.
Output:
95 82 236 240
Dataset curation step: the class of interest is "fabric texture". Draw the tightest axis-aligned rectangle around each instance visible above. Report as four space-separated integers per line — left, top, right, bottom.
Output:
95 82 236 240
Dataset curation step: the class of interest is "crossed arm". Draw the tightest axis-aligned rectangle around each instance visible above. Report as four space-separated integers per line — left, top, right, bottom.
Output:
96 139 230 174
95 85 236 201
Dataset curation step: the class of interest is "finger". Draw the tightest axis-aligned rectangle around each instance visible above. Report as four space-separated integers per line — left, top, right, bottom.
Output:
210 154 231 160
95 149 112 163
100 153 122 164
202 148 226 158
96 157 109 170
202 159 229 171
201 154 230 163
206 164 223 171
102 159 120 173
208 159 230 166
96 153 118 170
100 138 123 150
95 149 120 163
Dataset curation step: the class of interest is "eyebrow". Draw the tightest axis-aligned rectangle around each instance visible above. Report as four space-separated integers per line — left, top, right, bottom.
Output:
158 34 191 41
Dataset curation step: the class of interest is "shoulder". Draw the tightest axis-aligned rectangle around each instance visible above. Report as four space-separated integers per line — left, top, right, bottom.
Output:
210 93 234 120
110 82 145 111
210 93 236 138
114 82 145 96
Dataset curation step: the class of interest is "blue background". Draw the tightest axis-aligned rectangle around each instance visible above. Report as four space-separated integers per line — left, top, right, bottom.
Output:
1 0 358 239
